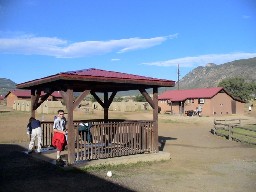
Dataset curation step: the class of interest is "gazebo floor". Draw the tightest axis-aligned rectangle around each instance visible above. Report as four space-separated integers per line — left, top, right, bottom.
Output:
24 147 170 168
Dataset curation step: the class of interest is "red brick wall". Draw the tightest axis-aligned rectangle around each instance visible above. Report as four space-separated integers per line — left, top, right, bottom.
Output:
159 92 245 116
6 93 18 108
6 93 30 108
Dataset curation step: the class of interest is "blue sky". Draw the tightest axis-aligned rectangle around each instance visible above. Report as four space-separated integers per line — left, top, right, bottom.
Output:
0 0 256 84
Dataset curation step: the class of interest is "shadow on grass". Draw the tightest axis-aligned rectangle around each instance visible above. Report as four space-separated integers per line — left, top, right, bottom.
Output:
0 144 134 192
158 136 177 151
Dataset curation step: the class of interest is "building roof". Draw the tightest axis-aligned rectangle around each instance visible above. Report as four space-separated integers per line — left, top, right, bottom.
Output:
5 90 31 98
159 87 225 102
16 68 175 92
4 90 62 98
50 91 62 98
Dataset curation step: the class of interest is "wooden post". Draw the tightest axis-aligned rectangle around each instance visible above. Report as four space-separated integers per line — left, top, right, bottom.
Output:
66 89 75 164
213 119 216 135
153 87 159 153
104 92 108 122
31 89 36 118
229 125 232 141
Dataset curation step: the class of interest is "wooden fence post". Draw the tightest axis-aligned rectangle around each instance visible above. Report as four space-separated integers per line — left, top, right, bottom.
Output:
213 119 216 135
229 125 232 141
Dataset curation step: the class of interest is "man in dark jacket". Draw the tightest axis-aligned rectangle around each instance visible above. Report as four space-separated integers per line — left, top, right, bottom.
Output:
27 117 42 154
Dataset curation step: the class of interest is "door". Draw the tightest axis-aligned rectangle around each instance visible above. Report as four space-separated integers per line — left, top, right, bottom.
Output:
231 100 236 114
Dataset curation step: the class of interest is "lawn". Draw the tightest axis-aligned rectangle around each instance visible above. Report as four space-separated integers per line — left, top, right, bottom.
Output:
216 124 256 144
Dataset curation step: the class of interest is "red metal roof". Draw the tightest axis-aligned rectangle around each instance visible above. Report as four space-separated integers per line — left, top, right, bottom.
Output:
16 68 175 90
50 91 62 98
5 90 62 98
7 90 31 98
159 87 224 101
63 68 169 81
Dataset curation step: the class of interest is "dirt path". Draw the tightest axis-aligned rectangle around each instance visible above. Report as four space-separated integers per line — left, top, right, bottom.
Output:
89 115 256 192
1 111 256 192
157 121 256 192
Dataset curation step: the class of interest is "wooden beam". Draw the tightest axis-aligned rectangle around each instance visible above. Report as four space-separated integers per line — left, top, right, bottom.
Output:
72 90 90 110
90 91 104 107
139 89 155 109
153 87 159 153
60 91 68 106
106 91 117 108
104 92 108 122
36 91 53 109
33 89 41 109
31 89 36 118
66 89 75 164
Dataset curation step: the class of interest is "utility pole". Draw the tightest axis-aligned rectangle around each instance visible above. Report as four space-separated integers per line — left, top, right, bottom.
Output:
177 64 180 90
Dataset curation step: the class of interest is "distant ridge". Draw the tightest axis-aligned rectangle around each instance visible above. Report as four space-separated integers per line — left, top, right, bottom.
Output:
177 57 256 90
1 57 256 97
0 78 16 96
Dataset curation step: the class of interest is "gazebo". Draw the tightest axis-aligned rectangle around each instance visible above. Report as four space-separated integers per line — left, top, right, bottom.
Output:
16 68 175 164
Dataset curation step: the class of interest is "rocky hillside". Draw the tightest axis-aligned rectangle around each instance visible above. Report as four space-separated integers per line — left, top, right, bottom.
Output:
0 78 16 96
177 57 256 89
1 57 256 96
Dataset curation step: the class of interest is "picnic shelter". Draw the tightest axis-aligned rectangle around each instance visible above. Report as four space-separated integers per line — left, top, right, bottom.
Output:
16 68 175 164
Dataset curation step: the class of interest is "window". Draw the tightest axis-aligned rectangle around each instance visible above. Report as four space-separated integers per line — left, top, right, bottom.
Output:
199 99 204 104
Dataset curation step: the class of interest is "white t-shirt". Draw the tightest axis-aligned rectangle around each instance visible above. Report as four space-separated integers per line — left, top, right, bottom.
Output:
53 117 66 131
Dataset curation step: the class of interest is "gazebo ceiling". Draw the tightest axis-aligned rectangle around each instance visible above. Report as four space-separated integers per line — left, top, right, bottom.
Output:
16 68 175 92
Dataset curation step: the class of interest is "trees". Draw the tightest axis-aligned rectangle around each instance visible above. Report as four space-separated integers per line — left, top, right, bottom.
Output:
133 94 147 102
218 77 256 101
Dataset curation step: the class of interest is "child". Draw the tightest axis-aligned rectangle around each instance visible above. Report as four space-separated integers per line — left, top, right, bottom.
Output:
52 110 67 163
27 117 42 154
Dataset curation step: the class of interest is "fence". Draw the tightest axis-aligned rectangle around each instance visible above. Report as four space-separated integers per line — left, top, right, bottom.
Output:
41 119 125 147
212 119 256 144
41 119 154 161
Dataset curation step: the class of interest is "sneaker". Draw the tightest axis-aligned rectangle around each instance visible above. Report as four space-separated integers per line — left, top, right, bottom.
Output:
56 158 65 167
27 150 32 154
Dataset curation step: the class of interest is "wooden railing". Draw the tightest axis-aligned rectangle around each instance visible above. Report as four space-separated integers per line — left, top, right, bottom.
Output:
41 119 155 161
212 119 256 144
75 121 154 161
41 119 125 147
212 119 242 141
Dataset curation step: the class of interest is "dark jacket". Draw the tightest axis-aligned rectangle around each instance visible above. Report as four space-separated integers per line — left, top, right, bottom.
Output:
27 119 41 133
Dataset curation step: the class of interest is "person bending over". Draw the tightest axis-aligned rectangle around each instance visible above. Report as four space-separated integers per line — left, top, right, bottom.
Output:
27 117 42 154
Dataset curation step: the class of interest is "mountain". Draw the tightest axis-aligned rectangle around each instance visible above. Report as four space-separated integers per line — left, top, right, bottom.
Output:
177 57 256 89
1 57 255 97
0 78 16 96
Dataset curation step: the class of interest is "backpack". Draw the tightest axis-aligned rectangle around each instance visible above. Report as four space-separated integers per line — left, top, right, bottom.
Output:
78 122 93 143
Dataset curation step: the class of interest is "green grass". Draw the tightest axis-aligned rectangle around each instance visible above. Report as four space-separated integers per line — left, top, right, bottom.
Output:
79 160 169 178
160 119 181 124
216 125 256 144
81 160 161 172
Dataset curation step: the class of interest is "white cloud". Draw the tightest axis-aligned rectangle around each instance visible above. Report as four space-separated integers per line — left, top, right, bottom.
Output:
0 34 176 58
142 52 256 67
242 15 251 19
111 58 120 61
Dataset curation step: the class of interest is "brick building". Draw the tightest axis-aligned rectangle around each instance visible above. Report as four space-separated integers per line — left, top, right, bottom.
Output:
158 87 245 116
4 90 62 108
